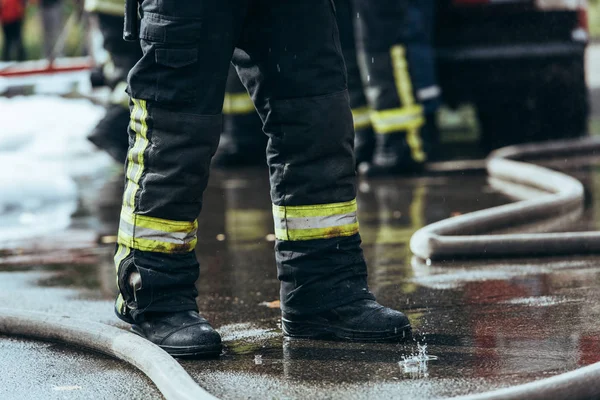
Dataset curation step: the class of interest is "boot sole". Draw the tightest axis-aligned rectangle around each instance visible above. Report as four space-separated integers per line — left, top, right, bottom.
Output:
282 319 412 342
130 327 223 359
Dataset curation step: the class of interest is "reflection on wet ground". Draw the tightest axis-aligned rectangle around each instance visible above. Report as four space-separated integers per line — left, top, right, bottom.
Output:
1 160 600 399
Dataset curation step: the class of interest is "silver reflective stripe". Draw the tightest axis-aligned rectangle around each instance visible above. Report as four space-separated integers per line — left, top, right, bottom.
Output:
119 218 197 245
417 85 441 102
274 212 358 231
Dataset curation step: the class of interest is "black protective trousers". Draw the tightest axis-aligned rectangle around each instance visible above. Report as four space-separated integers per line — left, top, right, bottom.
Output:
115 0 375 322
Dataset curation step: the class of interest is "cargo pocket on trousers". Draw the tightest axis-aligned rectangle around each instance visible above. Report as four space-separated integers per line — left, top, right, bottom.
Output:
154 47 199 103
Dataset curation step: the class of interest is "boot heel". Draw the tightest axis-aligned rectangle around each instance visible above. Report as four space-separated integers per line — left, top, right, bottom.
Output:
281 319 329 339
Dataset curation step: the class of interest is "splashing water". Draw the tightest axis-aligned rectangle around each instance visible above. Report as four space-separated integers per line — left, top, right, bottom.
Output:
399 343 438 378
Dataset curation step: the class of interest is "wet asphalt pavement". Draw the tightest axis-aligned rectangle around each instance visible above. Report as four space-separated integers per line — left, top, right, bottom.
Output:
1 49 600 400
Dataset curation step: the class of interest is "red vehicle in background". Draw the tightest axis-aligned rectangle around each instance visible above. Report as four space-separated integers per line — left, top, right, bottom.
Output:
436 0 589 150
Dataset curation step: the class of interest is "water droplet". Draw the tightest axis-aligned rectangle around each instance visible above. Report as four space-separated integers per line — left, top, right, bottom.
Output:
371 57 374 64
399 342 438 379
277 64 281 72
356 12 360 19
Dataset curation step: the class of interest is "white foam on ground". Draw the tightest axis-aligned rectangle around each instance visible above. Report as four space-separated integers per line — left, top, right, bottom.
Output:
0 96 109 241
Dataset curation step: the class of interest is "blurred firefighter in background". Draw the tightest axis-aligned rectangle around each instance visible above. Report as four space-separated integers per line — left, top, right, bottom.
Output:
0 0 26 61
115 0 411 357
84 0 142 163
353 0 441 176
212 65 266 167
212 0 372 168
212 0 441 176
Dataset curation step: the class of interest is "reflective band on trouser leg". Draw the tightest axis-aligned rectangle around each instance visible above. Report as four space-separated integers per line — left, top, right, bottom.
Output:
385 45 427 163
116 98 198 254
118 209 198 253
273 199 359 241
370 104 424 134
223 92 255 115
352 106 372 131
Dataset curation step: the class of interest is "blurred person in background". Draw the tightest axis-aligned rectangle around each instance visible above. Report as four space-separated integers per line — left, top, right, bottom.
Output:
211 0 439 174
85 0 142 163
0 0 26 61
353 0 441 176
213 0 372 168
212 65 266 167
40 0 63 59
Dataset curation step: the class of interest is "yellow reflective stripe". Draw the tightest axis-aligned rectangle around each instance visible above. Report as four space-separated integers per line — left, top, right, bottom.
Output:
114 244 131 271
390 45 415 106
389 45 426 162
274 222 359 241
352 106 372 130
223 92 255 115
123 99 149 210
119 209 198 253
371 104 424 134
123 100 139 209
273 199 359 241
407 128 426 162
131 99 149 208
120 209 198 232
272 199 357 219
117 229 197 253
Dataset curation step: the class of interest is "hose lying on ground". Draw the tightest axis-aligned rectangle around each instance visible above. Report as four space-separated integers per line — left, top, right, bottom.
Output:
411 137 600 399
450 361 600 400
411 137 600 260
0 309 217 400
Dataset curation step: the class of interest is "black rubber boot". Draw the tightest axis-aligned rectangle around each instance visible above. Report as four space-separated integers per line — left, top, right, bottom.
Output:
282 299 411 342
130 311 223 358
359 113 439 176
87 104 130 163
358 130 424 177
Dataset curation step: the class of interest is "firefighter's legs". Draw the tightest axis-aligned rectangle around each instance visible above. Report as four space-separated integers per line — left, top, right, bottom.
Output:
115 1 249 357
1 21 26 61
212 65 266 167
352 0 441 176
87 14 144 163
233 0 410 341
